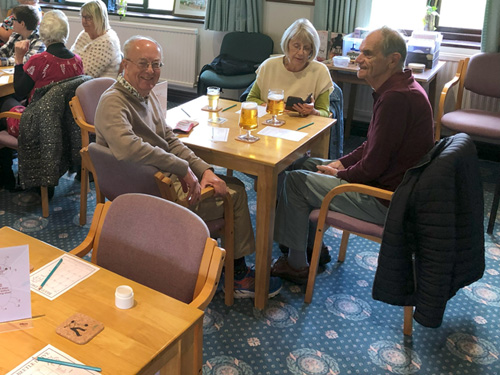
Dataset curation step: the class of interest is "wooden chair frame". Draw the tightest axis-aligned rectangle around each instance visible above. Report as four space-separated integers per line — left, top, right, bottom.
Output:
434 58 469 142
305 183 414 336
70 200 225 310
80 146 236 306
0 111 50 217
69 95 96 225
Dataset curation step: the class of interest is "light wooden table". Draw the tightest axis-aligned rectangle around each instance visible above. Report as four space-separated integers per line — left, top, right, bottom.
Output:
167 96 335 309
0 226 204 375
325 60 446 138
0 66 14 97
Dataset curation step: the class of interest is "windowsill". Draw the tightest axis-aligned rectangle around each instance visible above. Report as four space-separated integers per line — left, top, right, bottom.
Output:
39 3 204 24
442 40 481 50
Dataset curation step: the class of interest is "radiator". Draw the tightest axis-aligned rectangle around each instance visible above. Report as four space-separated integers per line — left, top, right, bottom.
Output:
67 17 199 88
348 52 500 123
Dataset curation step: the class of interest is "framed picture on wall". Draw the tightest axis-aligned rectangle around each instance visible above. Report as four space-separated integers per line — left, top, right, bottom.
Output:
173 0 207 19
266 0 315 5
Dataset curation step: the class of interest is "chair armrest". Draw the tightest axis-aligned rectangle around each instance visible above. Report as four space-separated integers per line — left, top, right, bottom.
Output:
0 111 22 120
435 58 467 141
315 183 393 232
69 203 105 258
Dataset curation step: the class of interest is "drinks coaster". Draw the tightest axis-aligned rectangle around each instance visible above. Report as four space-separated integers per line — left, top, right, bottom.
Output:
56 313 104 345
201 105 222 112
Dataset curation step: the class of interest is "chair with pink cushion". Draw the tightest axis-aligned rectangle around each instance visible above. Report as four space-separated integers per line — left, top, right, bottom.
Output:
305 183 414 336
435 52 500 234
69 77 116 225
80 142 236 306
70 193 225 310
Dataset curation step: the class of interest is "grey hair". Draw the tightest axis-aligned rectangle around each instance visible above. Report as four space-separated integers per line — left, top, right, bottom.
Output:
377 26 407 69
39 10 69 46
81 0 110 36
123 36 163 60
280 18 320 62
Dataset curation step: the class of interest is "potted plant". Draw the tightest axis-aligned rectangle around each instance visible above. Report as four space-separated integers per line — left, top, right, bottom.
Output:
117 0 127 19
424 0 439 31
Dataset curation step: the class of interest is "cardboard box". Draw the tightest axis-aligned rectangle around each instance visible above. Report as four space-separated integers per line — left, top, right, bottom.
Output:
317 30 329 61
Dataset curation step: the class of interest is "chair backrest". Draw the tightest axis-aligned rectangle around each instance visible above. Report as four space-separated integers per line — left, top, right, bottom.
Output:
95 193 211 304
75 77 116 126
220 32 274 63
87 142 162 200
464 52 500 98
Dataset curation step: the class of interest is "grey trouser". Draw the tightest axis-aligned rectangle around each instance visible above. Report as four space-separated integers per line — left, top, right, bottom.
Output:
274 157 388 252
173 174 255 259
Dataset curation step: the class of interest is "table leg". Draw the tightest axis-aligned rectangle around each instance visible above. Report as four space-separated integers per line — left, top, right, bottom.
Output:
428 78 437 113
254 167 278 310
345 83 357 139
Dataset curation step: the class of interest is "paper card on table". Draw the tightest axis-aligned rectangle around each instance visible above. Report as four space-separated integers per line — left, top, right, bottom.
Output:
0 245 31 323
257 126 308 142
0 75 10 84
210 127 229 142
6 344 100 375
236 105 268 118
30 254 99 300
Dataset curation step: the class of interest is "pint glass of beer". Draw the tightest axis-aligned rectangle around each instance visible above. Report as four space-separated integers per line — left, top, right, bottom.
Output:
264 89 285 126
236 101 260 143
207 86 220 111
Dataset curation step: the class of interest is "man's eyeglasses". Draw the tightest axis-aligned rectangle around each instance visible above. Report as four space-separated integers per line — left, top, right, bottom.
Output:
125 59 164 71
11 17 18 22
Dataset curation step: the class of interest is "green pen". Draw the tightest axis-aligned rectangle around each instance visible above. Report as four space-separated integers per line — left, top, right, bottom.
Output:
222 104 237 112
297 122 314 131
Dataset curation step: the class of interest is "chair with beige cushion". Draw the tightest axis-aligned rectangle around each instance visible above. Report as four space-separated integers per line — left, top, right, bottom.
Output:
435 52 500 234
81 142 236 306
70 193 225 310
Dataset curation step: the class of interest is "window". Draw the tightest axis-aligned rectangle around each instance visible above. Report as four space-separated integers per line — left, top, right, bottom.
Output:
368 0 486 48
53 0 174 14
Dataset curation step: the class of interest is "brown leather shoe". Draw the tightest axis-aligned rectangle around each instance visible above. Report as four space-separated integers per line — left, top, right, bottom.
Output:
271 256 309 284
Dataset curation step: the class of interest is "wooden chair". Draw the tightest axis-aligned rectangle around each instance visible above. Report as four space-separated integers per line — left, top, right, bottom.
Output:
305 183 414 336
70 193 225 310
0 111 51 217
434 53 500 234
69 77 116 225
81 142 236 306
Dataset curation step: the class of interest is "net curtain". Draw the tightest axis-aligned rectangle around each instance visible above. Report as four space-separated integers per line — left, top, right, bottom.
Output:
313 0 372 33
481 0 500 52
205 0 263 32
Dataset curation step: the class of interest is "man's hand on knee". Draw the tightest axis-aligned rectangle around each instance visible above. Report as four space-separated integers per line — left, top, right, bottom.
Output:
201 169 228 197
179 167 201 205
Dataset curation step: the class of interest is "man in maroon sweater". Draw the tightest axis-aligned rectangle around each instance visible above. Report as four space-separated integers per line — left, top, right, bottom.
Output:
272 26 435 284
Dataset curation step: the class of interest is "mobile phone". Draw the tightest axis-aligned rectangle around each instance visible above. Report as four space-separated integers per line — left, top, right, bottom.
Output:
285 93 313 111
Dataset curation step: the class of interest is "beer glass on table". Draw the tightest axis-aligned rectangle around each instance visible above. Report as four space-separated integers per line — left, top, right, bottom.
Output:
236 101 259 143
264 89 285 126
207 86 220 111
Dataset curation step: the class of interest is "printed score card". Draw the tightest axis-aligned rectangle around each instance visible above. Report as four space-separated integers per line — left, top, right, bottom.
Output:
6 344 100 375
30 254 99 300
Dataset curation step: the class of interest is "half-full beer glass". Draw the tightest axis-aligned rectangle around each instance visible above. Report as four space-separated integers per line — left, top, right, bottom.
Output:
264 89 285 126
207 86 220 111
236 101 259 143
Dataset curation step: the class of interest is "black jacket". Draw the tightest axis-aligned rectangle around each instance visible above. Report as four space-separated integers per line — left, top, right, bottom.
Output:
372 133 485 328
18 75 93 188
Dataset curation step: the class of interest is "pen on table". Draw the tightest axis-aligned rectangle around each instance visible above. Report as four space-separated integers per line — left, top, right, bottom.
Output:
35 357 102 372
181 107 191 117
38 258 63 290
222 104 237 112
297 122 314 131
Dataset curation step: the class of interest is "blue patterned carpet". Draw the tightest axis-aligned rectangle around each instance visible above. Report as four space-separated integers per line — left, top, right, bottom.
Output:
1 143 499 375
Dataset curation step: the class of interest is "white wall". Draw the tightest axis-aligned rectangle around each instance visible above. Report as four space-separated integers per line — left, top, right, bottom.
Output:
62 2 315 96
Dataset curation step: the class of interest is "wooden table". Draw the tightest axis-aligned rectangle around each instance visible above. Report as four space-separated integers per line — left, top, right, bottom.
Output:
0 66 14 97
0 226 204 375
326 60 446 137
167 96 335 309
